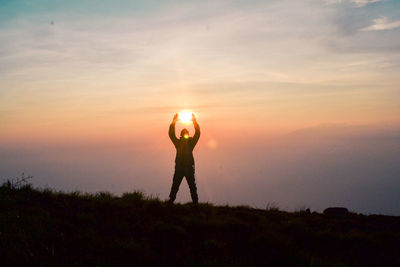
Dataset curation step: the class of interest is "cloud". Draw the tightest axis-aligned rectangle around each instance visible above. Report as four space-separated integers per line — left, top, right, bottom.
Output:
327 0 384 7
350 0 384 7
361 16 400 31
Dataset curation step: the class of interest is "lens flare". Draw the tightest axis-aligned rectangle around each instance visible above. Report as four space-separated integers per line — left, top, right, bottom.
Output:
178 111 196 124
208 139 217 149
184 133 189 139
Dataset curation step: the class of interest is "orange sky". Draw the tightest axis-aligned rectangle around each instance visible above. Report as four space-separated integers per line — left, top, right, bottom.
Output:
1 0 400 214
1 1 400 143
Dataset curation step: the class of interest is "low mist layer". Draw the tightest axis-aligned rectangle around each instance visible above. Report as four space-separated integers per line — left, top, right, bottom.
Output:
1 123 399 215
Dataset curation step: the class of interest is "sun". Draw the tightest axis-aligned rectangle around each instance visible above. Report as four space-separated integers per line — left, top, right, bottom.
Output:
178 111 196 124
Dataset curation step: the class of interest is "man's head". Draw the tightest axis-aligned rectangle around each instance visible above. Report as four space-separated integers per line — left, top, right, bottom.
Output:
180 128 189 139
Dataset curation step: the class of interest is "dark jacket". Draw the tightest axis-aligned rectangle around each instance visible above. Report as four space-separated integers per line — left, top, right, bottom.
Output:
169 121 200 168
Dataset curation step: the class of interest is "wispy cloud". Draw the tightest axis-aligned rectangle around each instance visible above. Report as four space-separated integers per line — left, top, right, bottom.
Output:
0 0 399 134
327 0 384 7
351 0 384 7
361 16 400 31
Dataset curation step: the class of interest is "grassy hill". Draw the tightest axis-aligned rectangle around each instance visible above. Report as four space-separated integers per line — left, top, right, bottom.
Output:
1 182 399 266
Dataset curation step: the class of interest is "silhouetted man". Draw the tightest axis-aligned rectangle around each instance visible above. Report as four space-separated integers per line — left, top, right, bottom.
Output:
168 113 200 204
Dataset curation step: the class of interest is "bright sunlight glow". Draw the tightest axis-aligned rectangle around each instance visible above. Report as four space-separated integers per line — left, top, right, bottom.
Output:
178 111 196 124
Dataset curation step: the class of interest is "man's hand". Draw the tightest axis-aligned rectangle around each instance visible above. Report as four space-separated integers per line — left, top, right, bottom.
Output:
172 113 178 123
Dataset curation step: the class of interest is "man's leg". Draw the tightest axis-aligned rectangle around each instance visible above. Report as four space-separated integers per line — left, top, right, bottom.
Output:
169 168 184 203
185 167 198 204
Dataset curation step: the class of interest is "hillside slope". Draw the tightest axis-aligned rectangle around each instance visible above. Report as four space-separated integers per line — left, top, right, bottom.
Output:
1 183 399 266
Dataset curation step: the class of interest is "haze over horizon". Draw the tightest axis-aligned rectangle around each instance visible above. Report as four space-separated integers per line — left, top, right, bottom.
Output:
1 0 399 215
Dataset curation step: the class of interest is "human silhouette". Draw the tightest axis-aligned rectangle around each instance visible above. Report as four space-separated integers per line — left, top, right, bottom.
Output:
168 113 200 204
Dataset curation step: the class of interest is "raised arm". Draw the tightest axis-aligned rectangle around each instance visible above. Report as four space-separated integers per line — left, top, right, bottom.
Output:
169 113 179 147
192 113 200 147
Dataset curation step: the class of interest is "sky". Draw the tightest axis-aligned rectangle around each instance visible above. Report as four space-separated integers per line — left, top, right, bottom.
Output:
1 0 400 214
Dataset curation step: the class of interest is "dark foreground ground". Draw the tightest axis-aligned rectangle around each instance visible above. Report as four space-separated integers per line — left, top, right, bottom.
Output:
1 183 400 266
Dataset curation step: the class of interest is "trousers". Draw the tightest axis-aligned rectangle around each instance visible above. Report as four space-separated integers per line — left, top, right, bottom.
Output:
169 165 198 204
